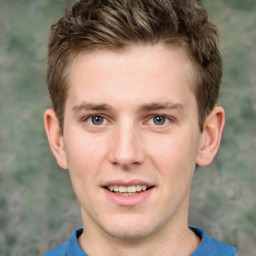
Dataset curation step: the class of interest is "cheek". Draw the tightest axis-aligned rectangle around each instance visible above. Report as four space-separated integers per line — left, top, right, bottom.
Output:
65 134 105 202
63 133 109 191
147 132 199 176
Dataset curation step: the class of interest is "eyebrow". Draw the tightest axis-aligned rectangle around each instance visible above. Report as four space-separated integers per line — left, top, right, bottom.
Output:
138 102 184 112
72 102 112 112
72 101 184 112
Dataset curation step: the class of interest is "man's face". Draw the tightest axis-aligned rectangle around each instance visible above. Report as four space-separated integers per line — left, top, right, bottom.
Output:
61 45 203 239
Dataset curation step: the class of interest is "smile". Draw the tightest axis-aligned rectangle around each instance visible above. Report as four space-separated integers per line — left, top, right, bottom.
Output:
105 184 154 198
107 184 148 194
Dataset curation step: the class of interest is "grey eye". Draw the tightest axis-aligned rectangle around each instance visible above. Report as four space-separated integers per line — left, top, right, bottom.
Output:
153 116 166 125
89 116 105 125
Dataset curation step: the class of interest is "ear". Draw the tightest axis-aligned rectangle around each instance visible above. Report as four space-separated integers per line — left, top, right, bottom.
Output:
196 106 225 166
44 109 68 169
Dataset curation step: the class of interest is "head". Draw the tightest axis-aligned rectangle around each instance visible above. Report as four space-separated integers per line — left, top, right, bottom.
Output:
47 0 222 133
44 0 225 250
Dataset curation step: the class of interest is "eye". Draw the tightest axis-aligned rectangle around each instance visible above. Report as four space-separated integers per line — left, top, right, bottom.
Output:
148 115 170 126
86 115 107 126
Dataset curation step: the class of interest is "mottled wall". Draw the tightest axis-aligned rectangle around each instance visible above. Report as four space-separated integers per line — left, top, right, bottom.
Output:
0 0 255 255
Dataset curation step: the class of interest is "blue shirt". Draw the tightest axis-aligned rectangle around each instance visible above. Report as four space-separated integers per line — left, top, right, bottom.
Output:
43 227 237 256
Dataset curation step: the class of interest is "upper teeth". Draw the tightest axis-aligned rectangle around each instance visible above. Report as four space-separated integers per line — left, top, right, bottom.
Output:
107 185 147 193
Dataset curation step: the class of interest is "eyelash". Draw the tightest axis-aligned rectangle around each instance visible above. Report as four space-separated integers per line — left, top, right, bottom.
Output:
82 114 110 126
146 114 173 126
81 114 174 127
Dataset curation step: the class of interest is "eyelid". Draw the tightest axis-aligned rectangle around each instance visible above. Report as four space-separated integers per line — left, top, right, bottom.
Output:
146 114 174 125
81 114 111 126
80 113 175 127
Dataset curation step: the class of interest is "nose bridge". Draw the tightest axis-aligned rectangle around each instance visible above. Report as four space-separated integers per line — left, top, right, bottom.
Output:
109 118 144 167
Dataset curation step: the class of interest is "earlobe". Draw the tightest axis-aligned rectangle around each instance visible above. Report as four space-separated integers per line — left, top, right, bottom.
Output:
44 109 68 169
196 106 225 166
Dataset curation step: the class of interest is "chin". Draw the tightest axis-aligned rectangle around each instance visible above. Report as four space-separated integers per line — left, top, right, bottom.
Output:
101 215 163 241
105 226 152 240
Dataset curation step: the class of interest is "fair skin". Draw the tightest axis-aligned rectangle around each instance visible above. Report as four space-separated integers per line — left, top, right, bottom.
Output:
44 45 225 256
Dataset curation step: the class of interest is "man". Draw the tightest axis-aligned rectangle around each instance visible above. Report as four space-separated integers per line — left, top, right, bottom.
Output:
43 0 238 255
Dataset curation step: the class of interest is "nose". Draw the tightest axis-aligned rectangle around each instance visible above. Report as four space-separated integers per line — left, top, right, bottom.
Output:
109 122 145 168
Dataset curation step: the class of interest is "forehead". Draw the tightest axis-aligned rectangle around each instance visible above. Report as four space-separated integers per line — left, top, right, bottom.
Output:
67 45 197 109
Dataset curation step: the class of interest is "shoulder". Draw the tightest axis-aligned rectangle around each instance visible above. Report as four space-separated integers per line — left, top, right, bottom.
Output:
190 227 238 256
42 242 67 256
207 236 238 256
42 228 85 256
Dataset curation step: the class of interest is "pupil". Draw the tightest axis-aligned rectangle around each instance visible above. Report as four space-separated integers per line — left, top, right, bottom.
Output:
92 116 103 125
154 116 165 125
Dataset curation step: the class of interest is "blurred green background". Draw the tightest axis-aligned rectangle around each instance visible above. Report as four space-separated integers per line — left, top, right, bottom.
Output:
0 0 255 255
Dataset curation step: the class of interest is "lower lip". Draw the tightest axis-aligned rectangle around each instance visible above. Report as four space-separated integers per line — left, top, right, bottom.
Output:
103 187 154 206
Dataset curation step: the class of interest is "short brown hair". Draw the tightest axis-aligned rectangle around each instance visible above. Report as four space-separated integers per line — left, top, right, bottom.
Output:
47 0 222 132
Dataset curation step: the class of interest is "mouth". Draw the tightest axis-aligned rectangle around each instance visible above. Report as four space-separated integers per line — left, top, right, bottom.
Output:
102 182 155 206
104 185 153 196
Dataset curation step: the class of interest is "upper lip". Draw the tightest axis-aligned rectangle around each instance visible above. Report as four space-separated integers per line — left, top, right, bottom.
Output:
101 179 155 187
